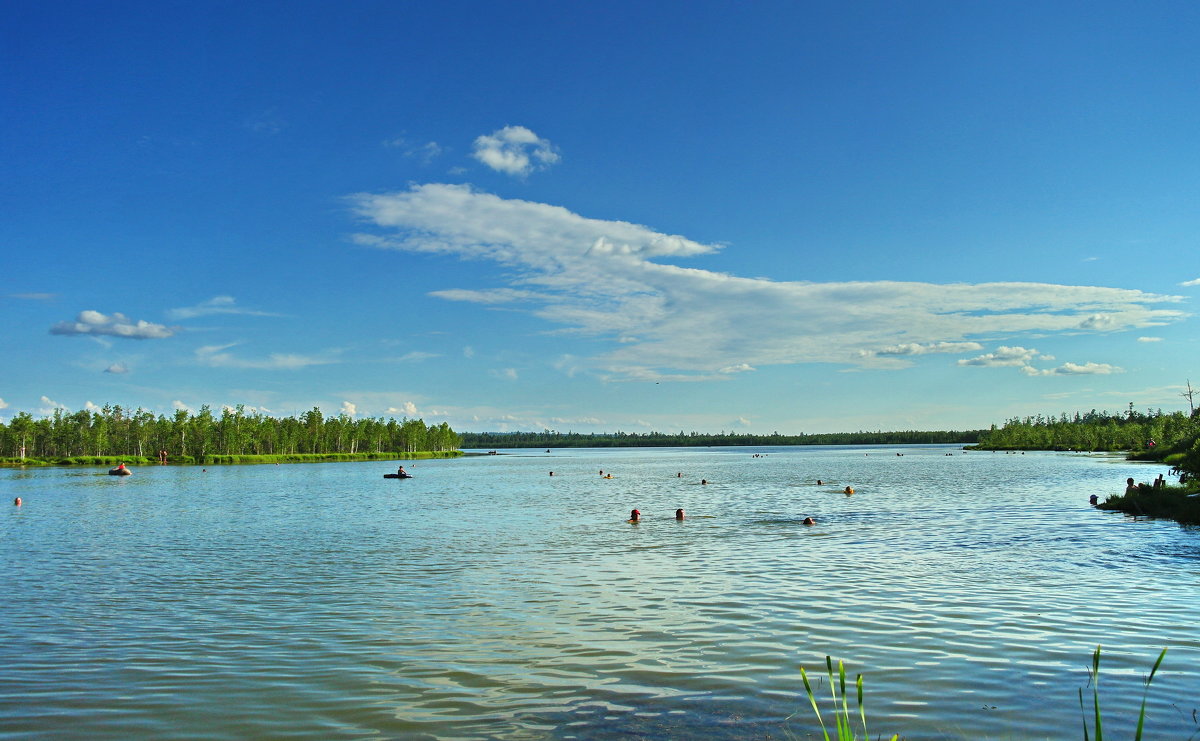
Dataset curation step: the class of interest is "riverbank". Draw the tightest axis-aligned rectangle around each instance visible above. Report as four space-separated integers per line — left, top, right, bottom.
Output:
1097 481 1200 525
0 450 464 468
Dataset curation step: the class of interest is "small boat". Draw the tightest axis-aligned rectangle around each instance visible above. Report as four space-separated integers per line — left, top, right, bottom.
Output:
383 473 413 479
108 467 132 476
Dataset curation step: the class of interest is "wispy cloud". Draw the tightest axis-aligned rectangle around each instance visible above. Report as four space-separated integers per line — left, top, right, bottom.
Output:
471 126 559 177
50 311 175 339
104 363 130 374
384 136 444 164
350 184 1188 381
1182 278 1200 287
1137 336 1163 343
959 346 1048 368
168 296 281 320
194 343 340 370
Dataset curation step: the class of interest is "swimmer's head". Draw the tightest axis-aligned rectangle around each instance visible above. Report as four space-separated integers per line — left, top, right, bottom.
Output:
675 508 684 519
630 509 640 520
803 517 815 525
13 497 21 507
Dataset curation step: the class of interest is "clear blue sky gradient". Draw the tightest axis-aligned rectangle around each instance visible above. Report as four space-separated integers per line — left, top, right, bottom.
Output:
4 1 1198 433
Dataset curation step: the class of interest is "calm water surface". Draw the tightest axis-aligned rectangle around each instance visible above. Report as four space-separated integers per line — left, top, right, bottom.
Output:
2 445 1198 740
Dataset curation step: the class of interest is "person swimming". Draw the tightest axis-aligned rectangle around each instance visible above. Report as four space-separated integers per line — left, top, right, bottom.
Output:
675 508 685 520
13 497 20 507
701 479 708 485
628 509 641 523
843 486 854 495
803 517 815 526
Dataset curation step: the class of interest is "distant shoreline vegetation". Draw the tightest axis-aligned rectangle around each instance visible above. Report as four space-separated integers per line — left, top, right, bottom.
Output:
0 403 461 467
459 429 986 449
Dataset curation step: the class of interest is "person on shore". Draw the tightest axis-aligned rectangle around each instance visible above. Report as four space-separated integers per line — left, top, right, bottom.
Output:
628 509 641 523
675 508 685 520
1125 477 1138 496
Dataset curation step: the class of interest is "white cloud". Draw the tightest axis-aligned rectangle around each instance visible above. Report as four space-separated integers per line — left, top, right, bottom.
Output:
104 363 130 374
471 126 559 176
194 343 340 370
959 346 1045 368
172 400 192 413
1022 362 1122 376
463 346 475 358
718 363 756 374
84 401 102 413
0 398 7 409
340 401 357 418
168 296 281 320
386 401 419 417
1180 278 1200 287
492 368 519 381
38 396 67 415
871 341 984 357
350 184 1188 381
1137 336 1162 343
50 310 175 339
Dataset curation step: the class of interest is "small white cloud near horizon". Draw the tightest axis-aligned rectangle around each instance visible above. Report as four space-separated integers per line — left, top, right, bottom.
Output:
51 310 175 340
472 126 559 176
386 401 419 417
1180 278 1200 287
104 363 130 374
1137 336 1163 343
172 400 193 413
0 398 7 409
38 396 67 415
340 401 357 418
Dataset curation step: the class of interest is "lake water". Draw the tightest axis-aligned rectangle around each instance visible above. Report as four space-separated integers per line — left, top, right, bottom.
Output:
2 445 1198 740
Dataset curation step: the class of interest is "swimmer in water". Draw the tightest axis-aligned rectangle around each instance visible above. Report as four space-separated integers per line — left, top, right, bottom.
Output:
13 497 21 507
675 508 685 520
803 517 815 526
1089 494 1099 505
843 486 854 495
628 509 641 523
701 479 708 485
816 479 823 485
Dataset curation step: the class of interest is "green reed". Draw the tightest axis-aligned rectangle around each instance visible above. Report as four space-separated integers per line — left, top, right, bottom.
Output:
1080 646 1168 741
788 656 897 741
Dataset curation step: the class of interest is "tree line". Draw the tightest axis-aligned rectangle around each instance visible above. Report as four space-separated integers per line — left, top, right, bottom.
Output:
974 405 1197 453
459 428 986 449
1 404 461 461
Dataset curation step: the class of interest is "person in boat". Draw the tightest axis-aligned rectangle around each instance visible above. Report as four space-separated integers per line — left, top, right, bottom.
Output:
675 508 685 520
117 463 127 471
628 509 641 523
397 465 408 477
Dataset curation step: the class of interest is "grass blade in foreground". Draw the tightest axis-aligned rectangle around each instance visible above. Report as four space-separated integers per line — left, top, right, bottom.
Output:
789 656 897 741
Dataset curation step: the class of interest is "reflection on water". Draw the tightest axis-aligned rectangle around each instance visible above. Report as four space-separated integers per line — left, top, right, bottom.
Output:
2 446 1198 739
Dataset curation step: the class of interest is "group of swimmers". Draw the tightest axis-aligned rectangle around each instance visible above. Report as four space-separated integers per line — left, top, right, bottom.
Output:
626 508 816 526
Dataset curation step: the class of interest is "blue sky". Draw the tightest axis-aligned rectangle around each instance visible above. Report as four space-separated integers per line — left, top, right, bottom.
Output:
3 1 1198 434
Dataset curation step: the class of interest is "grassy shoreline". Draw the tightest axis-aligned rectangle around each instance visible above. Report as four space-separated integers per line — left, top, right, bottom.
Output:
0 451 464 468
1097 482 1200 525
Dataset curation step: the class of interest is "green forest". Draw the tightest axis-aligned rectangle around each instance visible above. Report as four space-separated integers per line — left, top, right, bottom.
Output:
459 428 985 449
0 404 461 465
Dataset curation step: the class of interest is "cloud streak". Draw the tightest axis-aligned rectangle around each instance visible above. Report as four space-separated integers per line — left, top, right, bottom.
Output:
349 184 1188 381
168 296 281 320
